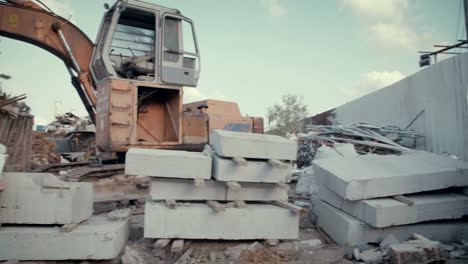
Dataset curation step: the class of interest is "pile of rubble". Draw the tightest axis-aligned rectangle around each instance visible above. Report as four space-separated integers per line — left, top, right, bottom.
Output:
30 131 60 168
125 129 302 246
43 112 94 134
297 122 423 168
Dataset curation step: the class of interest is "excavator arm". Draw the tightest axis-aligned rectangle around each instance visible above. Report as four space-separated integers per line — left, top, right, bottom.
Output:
0 0 97 121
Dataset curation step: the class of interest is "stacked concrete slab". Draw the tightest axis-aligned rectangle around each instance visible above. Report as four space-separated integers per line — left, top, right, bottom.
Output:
0 144 6 192
126 129 300 240
311 148 468 246
0 172 128 261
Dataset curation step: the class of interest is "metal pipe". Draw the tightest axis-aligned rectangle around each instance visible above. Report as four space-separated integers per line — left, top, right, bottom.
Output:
418 51 462 55
52 22 81 72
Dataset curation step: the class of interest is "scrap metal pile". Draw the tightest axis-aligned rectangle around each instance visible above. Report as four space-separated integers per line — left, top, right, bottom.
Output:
297 123 423 168
44 112 94 134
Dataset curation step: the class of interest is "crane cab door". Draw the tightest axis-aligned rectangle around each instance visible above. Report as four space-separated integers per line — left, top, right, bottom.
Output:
161 15 200 87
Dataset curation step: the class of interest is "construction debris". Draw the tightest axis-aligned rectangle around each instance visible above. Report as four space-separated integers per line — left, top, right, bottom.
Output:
44 112 93 135
31 131 60 168
297 122 423 168
388 236 443 264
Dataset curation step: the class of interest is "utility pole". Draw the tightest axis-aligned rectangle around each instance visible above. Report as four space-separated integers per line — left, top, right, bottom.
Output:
465 0 468 40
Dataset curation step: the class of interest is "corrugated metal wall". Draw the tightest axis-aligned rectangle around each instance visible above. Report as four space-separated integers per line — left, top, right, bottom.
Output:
0 112 33 171
335 52 468 160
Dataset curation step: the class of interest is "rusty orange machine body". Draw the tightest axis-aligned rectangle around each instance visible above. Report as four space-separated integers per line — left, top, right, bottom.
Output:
0 0 263 153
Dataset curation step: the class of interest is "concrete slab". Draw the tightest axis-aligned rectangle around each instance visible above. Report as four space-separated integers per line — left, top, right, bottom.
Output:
312 198 468 246
313 151 468 200
0 216 129 260
212 154 291 183
144 201 298 239
125 148 211 179
0 173 93 224
210 130 297 160
149 178 287 201
318 187 468 228
0 144 6 191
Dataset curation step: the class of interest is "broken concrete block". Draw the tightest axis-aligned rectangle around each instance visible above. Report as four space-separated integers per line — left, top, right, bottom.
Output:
295 166 317 195
212 154 291 183
265 239 279 246
312 198 468 246
0 173 93 224
359 249 383 264
144 201 299 240
149 178 287 201
171 240 184 253
318 186 468 228
388 240 442 264
298 239 322 250
125 148 211 179
313 151 468 200
379 234 400 249
247 241 264 252
107 208 132 221
225 244 249 259
210 129 297 160
0 216 129 260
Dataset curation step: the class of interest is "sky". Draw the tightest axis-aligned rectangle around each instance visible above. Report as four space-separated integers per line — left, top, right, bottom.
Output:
0 0 465 126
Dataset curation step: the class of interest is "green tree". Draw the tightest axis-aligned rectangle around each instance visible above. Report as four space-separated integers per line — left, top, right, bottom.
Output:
266 94 308 136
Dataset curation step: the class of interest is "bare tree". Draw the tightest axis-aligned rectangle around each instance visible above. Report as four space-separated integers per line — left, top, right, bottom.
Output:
266 94 308 136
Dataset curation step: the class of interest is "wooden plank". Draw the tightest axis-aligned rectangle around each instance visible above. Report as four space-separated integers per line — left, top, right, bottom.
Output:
275 182 289 190
165 199 177 209
154 239 171 249
171 239 184 253
232 157 247 166
271 201 307 215
193 178 205 188
392 195 414 206
60 222 82 232
225 181 242 190
206 200 226 213
234 200 247 208
268 159 288 168
174 247 193 264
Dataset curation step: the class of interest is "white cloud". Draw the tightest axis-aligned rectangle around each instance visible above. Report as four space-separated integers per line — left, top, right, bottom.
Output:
260 0 286 17
33 0 74 19
369 22 419 51
343 0 437 52
340 70 405 99
183 88 231 103
343 0 408 21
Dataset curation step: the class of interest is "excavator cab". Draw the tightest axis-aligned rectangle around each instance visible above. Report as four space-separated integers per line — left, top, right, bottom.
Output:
91 0 200 87
89 0 203 151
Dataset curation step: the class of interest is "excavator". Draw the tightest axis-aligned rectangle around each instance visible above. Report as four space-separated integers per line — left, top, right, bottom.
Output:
0 0 263 156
